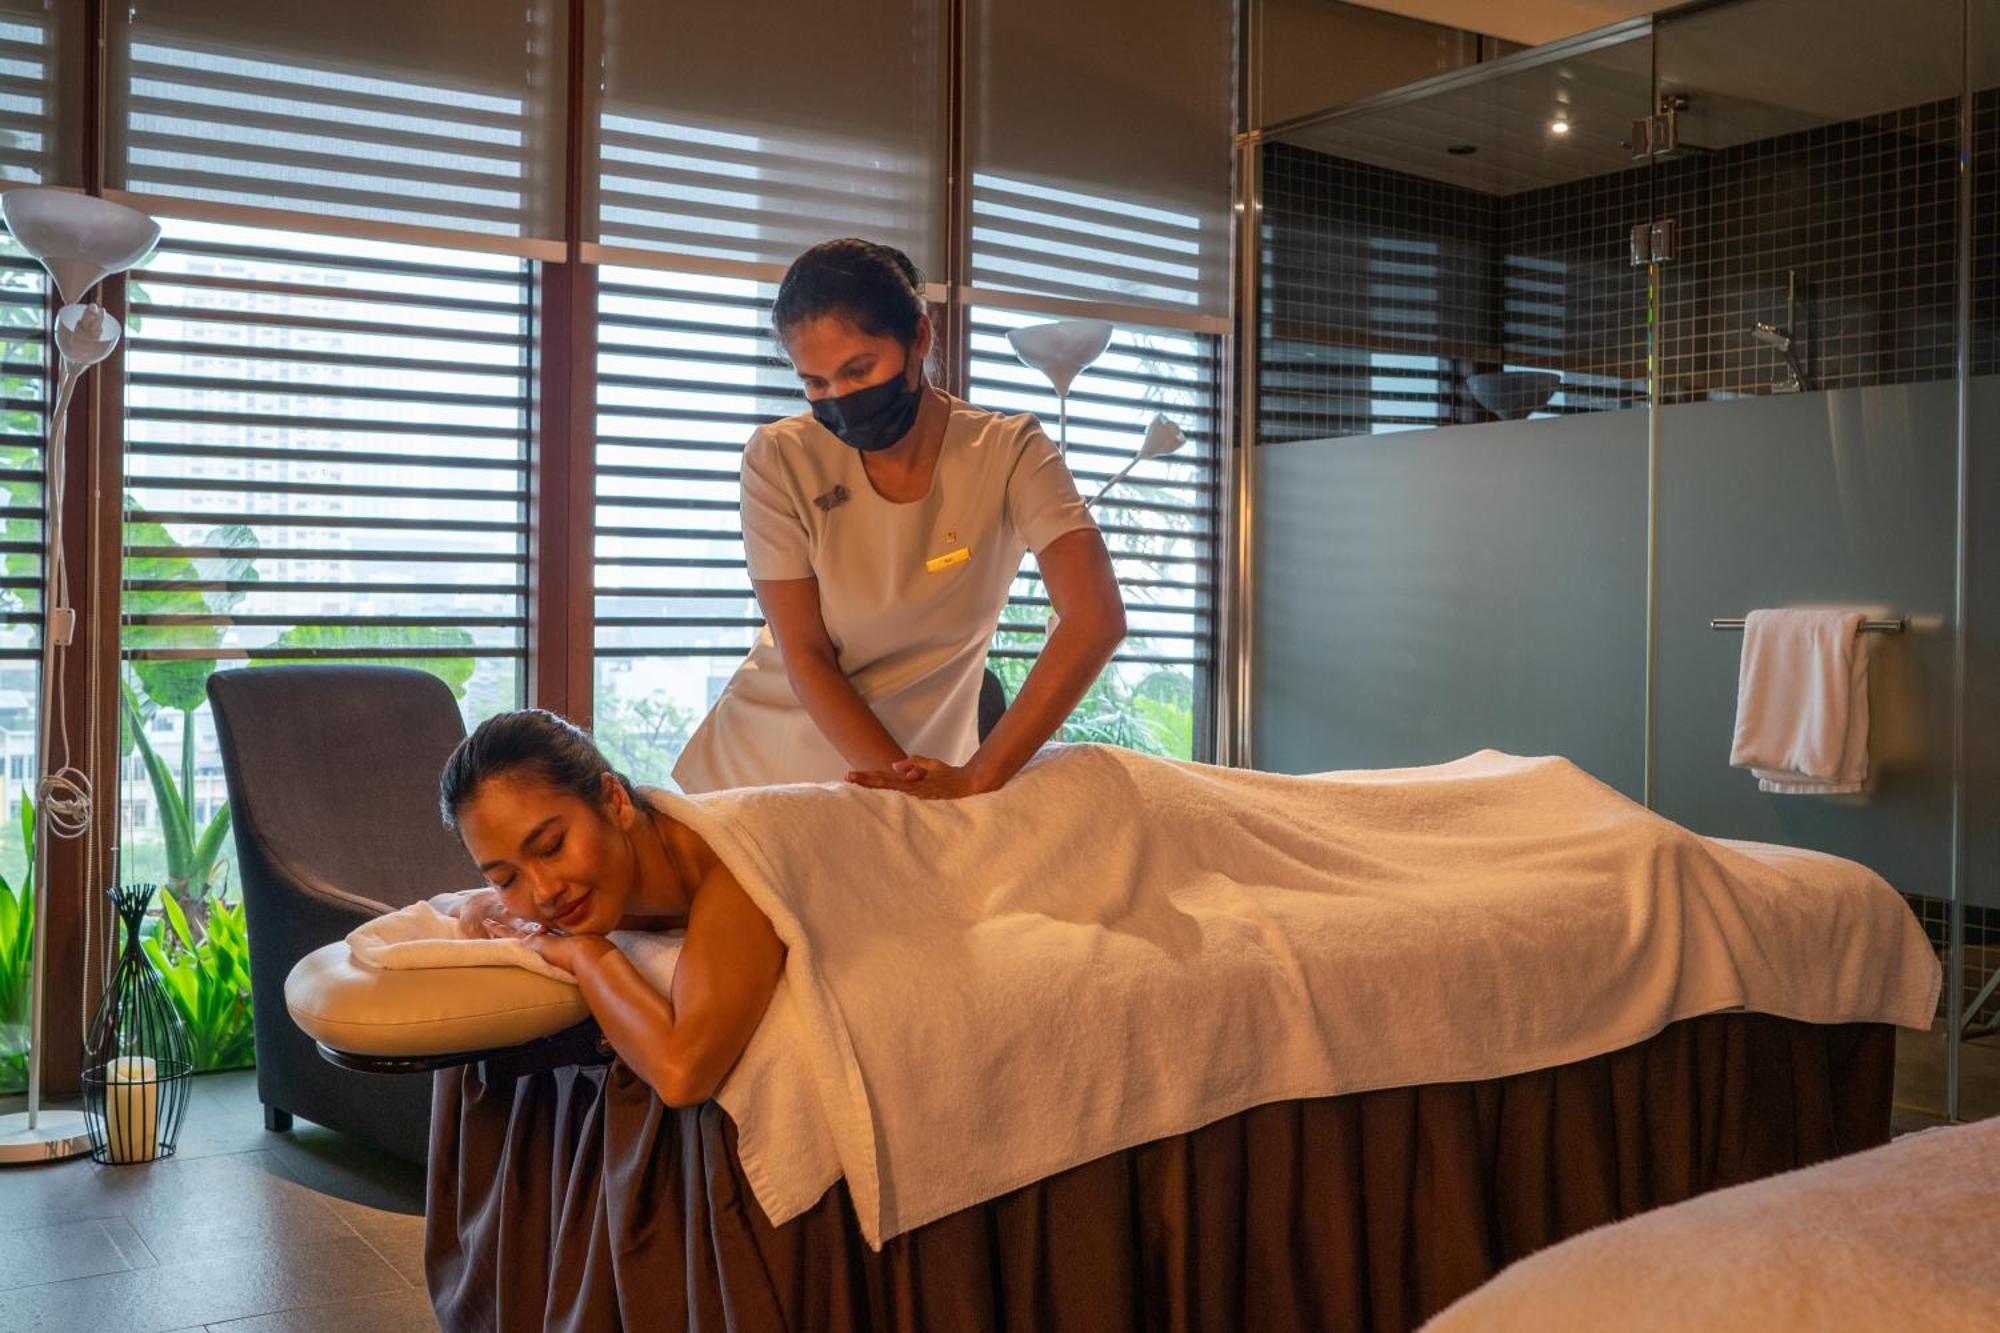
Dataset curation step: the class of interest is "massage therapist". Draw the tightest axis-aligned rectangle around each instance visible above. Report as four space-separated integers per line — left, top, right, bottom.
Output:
670 239 1126 800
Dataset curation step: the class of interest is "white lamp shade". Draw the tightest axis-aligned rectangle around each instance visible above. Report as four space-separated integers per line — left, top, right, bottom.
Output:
1 189 160 305
1007 319 1113 399
54 303 122 369
1137 413 1185 462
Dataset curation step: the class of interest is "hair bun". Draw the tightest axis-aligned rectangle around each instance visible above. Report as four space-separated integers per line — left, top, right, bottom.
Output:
772 238 928 349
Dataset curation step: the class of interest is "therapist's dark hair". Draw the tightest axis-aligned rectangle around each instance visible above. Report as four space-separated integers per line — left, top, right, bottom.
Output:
438 708 642 832
771 238 927 350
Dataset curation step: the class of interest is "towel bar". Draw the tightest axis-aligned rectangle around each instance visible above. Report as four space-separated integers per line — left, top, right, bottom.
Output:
1708 617 1906 633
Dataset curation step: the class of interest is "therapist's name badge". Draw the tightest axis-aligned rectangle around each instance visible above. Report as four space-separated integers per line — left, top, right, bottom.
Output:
925 546 971 574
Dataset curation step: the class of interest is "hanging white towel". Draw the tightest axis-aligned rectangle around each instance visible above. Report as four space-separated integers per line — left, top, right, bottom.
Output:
1728 608 1871 795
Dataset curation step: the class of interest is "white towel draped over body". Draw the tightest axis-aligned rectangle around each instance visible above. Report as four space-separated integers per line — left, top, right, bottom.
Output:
1729 608 1872 794
652 745 1938 1249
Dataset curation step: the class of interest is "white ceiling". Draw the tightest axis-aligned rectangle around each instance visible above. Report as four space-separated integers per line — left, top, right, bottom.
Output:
1283 34 1653 194
1281 0 1967 197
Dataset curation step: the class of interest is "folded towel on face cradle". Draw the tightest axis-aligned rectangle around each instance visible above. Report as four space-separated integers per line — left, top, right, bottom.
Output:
655 744 1939 1249
348 897 593 982
1728 608 1872 795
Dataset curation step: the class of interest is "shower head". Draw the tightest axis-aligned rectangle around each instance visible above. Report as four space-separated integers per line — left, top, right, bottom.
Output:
1752 320 1808 392
1752 322 1792 352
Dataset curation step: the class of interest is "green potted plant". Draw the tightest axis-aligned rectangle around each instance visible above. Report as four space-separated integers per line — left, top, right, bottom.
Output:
0 796 35 1094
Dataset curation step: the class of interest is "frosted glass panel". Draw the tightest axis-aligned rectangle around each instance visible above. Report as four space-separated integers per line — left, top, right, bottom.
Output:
1253 409 1648 797
1651 384 1959 892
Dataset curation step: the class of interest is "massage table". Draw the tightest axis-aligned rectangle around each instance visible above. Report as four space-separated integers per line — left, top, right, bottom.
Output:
288 747 1939 1332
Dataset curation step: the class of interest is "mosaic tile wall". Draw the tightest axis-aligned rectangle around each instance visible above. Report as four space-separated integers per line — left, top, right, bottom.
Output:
1261 92 1969 438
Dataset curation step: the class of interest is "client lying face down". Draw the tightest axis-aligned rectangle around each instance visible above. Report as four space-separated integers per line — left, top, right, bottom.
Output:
439 709 784 1105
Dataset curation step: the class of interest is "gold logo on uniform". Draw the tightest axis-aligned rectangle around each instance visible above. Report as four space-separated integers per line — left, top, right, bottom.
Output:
926 547 971 573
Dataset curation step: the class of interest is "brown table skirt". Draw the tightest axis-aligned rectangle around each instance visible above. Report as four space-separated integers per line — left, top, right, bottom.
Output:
425 1013 1893 1333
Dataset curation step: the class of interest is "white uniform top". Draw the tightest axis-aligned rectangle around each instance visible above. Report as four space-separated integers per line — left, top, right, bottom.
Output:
670 395 1095 794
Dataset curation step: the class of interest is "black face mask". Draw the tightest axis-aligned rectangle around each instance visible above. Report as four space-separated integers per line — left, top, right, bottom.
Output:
810 357 923 453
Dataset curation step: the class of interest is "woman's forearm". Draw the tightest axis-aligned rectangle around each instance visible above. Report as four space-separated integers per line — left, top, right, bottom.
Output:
566 940 727 1106
969 608 1122 789
782 651 909 772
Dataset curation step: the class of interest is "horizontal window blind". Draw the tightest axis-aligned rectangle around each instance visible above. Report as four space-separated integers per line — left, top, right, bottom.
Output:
590 0 943 272
968 306 1218 758
970 173 1215 314
591 266 791 785
595 113 939 272
111 7 560 242
0 231 44 904
121 217 531 705
969 0 1232 318
0 4 52 1076
0 236 43 661
591 271 1223 780
0 8 54 186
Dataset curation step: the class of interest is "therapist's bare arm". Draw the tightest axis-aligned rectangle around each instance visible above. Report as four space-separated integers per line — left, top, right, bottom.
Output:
969 527 1124 788
753 575 909 771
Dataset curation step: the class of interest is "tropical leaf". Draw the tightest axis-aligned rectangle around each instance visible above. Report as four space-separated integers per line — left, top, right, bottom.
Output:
19 790 32 892
0 795 33 1036
142 937 190 1008
0 878 26 1029
147 890 255 1071
161 885 196 953
124 685 194 882
1132 695 1194 759
191 523 260 617
267 623 477 699
190 806 233 889
123 507 222 714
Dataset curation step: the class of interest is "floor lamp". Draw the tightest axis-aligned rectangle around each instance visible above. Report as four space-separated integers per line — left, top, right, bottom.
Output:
0 188 158 1165
1006 319 1112 454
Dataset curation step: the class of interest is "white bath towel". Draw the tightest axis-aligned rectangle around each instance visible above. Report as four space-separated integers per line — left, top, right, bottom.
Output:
347 896 578 982
1424 1118 2000 1331
1728 607 1872 794
655 744 1939 1248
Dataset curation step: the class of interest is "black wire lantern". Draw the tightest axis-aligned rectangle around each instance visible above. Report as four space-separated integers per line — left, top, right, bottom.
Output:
81 883 193 1165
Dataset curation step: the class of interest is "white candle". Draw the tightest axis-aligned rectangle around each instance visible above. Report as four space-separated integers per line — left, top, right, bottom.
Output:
103 1055 159 1164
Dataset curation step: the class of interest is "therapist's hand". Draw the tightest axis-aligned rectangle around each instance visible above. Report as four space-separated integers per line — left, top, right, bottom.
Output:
844 754 995 800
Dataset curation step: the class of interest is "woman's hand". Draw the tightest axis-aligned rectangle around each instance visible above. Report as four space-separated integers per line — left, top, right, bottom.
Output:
845 754 996 800
453 887 523 940
479 914 614 975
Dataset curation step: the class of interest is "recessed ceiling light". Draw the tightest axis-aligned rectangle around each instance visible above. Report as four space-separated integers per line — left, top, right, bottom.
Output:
1550 119 1571 136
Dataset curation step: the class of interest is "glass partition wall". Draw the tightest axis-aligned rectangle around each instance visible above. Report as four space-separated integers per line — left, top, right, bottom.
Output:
1252 23 1655 799
1246 0 1993 1124
1650 0 1971 1126
1964 2 2000 1127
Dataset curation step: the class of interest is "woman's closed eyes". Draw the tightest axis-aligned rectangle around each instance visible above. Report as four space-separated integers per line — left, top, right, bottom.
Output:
487 827 568 891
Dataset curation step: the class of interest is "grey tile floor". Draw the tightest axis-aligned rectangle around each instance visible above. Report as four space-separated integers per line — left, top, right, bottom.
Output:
1894 1021 2000 1131
0 1070 435 1333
